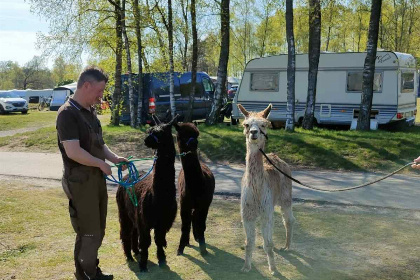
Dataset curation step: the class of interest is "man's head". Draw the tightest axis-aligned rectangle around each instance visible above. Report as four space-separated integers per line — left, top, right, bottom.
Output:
76 66 108 106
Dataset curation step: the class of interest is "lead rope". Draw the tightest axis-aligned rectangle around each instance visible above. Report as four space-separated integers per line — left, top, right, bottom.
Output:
104 156 157 206
259 148 414 192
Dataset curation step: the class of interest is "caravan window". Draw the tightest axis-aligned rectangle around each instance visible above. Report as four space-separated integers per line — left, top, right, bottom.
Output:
401 72 414 93
347 72 382 92
250 72 279 92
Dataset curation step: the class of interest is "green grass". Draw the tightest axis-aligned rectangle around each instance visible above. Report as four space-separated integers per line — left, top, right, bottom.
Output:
0 110 57 131
1 181 419 280
1 111 420 173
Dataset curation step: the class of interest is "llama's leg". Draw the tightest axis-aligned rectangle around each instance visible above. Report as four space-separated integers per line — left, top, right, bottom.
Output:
192 207 210 255
116 192 134 261
138 230 151 272
154 227 168 267
131 227 140 255
261 212 277 274
242 219 256 272
280 206 295 251
178 205 192 255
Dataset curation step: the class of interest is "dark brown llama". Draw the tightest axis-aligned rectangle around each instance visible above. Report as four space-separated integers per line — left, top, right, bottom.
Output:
174 122 215 255
116 115 178 272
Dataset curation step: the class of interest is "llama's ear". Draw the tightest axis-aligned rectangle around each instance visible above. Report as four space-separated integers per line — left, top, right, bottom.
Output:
261 104 272 119
238 104 249 118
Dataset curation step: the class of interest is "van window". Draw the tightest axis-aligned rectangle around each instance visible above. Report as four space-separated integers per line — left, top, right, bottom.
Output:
401 72 414 93
250 72 279 92
347 72 382 92
202 78 214 92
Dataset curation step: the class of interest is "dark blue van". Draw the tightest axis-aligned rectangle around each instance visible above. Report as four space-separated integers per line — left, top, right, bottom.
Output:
120 72 215 125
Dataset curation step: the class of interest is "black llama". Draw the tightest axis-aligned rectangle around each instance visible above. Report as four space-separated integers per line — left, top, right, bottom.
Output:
174 122 215 255
116 115 178 272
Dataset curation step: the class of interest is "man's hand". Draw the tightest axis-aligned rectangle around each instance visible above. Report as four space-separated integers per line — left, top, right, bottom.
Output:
113 156 130 171
411 156 420 170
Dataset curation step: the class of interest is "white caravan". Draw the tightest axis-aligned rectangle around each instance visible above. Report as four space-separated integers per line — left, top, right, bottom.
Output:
232 51 418 126
50 82 77 111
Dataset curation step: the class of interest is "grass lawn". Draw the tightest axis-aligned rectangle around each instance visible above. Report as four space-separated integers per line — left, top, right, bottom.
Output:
1 112 420 172
0 110 57 131
1 180 419 280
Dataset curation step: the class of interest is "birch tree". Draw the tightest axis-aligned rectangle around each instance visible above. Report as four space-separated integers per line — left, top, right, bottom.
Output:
285 0 296 131
357 0 382 130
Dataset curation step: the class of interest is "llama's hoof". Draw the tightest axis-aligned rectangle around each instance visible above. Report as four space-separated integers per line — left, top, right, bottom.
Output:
199 243 208 255
280 247 290 252
241 264 251 272
139 267 148 273
158 260 167 267
139 263 148 273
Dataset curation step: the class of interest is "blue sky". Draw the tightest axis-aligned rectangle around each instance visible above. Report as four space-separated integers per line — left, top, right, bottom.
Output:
0 0 50 67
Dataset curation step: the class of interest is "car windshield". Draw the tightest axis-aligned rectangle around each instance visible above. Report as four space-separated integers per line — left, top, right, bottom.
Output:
0 92 21 98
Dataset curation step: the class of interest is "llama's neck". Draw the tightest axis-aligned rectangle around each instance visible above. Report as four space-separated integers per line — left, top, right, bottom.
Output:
153 146 176 193
245 148 264 176
180 151 204 184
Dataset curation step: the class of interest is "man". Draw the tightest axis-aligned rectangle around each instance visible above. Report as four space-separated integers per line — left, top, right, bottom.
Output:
57 66 127 280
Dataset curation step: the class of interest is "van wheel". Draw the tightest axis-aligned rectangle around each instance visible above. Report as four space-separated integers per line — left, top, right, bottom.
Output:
0 104 4 114
231 117 238 125
21 110 28 114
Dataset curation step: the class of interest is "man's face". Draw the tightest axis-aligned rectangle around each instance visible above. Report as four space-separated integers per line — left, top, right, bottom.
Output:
85 80 106 105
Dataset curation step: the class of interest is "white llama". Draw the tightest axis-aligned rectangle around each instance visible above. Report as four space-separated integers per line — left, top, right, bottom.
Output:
238 103 295 274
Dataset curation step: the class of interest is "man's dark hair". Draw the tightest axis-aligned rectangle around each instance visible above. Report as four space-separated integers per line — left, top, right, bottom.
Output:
77 66 109 89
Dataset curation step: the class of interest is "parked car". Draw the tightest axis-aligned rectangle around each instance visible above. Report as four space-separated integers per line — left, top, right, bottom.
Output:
120 72 217 125
0 91 28 114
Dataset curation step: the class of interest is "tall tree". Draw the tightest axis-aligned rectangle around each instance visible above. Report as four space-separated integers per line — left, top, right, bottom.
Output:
285 0 296 131
302 0 321 130
133 0 144 126
109 0 123 126
357 0 383 130
185 0 197 122
168 0 176 118
206 0 230 125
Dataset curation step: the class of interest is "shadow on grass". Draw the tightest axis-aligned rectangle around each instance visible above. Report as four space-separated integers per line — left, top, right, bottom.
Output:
183 243 288 280
126 255 183 280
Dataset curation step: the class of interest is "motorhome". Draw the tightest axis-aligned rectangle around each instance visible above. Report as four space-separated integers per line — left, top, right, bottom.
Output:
232 51 418 127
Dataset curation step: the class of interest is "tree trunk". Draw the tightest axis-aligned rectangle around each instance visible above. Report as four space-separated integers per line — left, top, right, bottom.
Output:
122 0 136 128
168 0 176 118
206 0 230 125
357 0 382 131
185 0 197 122
285 0 296 131
133 0 144 126
111 0 123 126
302 0 321 130
180 0 189 72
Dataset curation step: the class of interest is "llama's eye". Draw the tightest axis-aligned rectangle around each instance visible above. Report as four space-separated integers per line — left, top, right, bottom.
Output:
245 124 249 128
261 125 266 128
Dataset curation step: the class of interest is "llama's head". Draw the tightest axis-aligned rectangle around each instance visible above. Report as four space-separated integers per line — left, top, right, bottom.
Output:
238 104 272 149
173 122 199 152
144 114 178 150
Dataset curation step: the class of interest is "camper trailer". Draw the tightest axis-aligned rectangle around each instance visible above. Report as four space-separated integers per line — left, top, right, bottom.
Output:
232 51 418 126
50 82 77 111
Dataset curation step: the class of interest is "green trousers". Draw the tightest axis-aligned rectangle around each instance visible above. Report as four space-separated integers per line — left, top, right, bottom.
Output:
63 166 107 280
